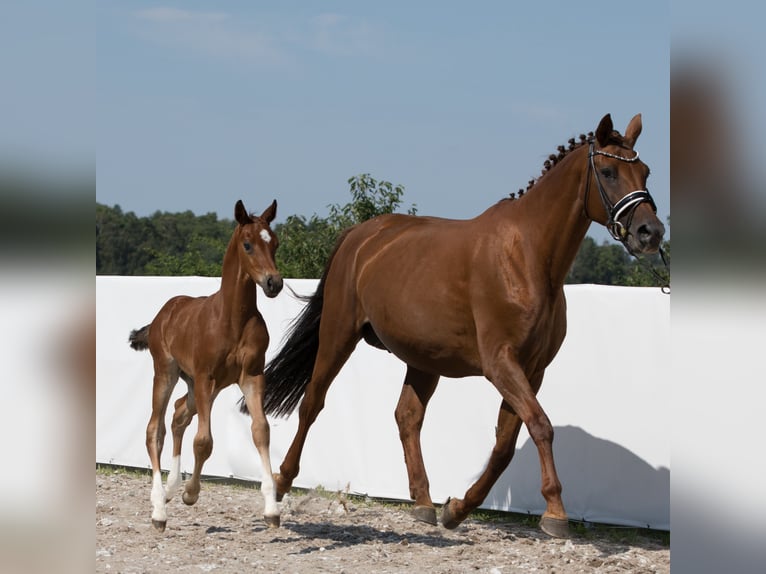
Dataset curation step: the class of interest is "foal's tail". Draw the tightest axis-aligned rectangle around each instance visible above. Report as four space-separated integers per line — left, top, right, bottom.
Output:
128 325 150 351
239 229 351 419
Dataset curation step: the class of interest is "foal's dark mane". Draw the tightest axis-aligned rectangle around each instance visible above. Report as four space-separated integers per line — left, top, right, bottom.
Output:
506 129 628 201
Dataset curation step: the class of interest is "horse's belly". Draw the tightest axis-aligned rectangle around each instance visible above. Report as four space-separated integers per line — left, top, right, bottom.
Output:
370 322 482 378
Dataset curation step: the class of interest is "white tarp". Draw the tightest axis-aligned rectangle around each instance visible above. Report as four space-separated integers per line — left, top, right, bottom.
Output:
96 276 670 530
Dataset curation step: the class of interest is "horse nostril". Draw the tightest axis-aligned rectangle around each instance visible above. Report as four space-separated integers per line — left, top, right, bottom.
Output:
265 275 283 296
638 223 663 248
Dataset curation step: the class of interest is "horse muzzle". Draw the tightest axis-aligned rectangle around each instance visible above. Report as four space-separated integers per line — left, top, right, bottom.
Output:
261 274 284 298
625 217 665 254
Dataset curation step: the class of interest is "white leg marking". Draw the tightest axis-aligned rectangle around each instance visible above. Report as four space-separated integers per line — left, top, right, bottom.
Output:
150 471 167 523
259 452 279 518
165 455 182 500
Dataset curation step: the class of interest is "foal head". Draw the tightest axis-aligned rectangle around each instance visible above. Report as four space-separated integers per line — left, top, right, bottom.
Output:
586 113 665 254
233 199 283 298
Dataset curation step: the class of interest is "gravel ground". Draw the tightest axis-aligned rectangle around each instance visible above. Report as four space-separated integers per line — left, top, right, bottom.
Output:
96 468 669 573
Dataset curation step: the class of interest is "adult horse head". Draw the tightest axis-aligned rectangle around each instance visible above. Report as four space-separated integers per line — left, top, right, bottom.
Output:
247 114 664 538
585 113 664 254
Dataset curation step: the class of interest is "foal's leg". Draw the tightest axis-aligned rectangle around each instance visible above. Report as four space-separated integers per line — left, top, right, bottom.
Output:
275 330 360 498
182 381 219 506
240 373 280 527
145 360 179 532
165 392 196 501
394 366 439 525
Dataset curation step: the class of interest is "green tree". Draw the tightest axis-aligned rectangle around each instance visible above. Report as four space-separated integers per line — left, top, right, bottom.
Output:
274 174 416 278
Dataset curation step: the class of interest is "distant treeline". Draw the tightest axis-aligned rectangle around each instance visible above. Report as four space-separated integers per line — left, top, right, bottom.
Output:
96 175 668 286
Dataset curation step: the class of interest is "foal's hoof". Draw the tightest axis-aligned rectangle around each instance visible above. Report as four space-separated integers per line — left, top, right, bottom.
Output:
151 519 167 533
411 505 437 526
540 515 570 538
440 498 463 530
182 491 199 506
264 514 281 529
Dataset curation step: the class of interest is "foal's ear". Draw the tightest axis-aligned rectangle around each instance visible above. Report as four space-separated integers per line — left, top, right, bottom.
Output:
260 199 277 224
595 113 614 147
234 200 253 225
623 113 642 148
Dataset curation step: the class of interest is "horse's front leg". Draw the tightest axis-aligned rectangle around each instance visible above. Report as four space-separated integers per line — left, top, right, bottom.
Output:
443 350 569 538
240 372 280 528
440 399 524 528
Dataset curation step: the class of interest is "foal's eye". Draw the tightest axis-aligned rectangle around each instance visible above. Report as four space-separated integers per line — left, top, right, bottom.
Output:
243 242 252 252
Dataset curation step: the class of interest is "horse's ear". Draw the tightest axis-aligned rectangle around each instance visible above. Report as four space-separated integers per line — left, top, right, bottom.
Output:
260 199 277 224
234 200 253 225
623 113 642 148
596 114 613 146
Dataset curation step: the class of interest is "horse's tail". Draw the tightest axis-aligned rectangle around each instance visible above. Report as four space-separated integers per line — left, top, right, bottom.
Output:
128 325 150 351
239 229 352 418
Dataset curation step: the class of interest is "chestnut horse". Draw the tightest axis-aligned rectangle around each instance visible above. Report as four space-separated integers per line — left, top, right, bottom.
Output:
245 113 664 538
129 199 283 532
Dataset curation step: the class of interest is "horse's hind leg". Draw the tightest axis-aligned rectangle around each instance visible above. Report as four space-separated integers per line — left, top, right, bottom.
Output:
240 373 280 528
394 366 439 525
276 329 359 498
165 392 196 501
182 381 219 507
146 360 179 532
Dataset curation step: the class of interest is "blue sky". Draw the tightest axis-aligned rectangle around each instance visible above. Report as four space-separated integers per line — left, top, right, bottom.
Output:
96 1 669 243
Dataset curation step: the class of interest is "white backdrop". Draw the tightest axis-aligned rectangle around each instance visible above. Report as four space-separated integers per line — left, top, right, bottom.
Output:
96 277 670 530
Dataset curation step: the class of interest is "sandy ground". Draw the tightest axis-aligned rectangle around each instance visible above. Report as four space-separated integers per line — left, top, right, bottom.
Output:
96 469 669 573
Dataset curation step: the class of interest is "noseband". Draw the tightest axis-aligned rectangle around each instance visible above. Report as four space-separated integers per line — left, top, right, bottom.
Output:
585 141 657 243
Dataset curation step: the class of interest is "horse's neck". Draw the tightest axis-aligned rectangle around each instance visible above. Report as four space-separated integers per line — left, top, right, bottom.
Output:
217 242 259 329
493 150 592 288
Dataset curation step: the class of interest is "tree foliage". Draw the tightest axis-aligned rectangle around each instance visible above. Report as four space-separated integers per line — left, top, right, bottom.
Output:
96 203 232 276
96 175 668 286
275 174 416 278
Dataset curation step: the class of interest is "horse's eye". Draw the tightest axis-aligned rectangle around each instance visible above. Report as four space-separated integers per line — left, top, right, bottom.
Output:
600 168 616 179
243 242 252 252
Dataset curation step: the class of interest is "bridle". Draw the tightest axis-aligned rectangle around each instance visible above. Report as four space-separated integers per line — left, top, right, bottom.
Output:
585 140 670 293
584 141 657 243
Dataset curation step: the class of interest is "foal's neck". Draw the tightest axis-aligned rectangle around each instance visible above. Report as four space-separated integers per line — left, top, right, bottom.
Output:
218 237 259 327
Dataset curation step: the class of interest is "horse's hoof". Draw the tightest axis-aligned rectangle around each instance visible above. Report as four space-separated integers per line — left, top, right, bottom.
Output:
274 473 287 502
151 519 167 532
182 491 198 506
264 514 281 529
411 505 437 525
540 515 570 538
440 498 463 530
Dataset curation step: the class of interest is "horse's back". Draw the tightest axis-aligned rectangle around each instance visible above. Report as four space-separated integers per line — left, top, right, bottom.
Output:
326 212 568 377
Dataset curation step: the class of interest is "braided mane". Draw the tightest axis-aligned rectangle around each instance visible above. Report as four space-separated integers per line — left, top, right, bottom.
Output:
506 129 626 200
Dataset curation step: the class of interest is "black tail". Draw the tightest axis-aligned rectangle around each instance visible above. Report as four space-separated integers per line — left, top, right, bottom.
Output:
239 229 351 418
128 325 150 351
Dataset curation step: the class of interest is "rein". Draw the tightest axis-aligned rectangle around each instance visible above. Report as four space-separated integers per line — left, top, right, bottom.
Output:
585 141 670 293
